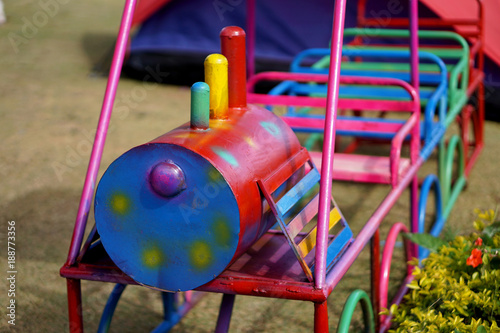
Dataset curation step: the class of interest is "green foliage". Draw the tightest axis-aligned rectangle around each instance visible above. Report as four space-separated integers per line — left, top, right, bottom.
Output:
386 210 500 332
403 232 448 253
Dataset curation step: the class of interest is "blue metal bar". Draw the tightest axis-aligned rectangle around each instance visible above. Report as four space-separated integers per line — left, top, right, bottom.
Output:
276 167 321 216
214 294 236 333
97 284 127 333
417 175 444 259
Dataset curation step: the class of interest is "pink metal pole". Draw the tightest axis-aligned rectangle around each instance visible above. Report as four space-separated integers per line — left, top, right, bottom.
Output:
408 0 420 256
246 0 255 77
314 0 348 290
409 0 419 90
65 0 137 266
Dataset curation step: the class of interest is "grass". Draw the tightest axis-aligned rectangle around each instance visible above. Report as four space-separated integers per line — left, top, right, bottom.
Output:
1 0 500 332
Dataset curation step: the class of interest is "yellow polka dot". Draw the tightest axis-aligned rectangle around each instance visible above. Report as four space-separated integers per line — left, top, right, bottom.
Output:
142 245 165 269
189 241 213 270
110 193 131 215
208 167 223 183
214 218 232 248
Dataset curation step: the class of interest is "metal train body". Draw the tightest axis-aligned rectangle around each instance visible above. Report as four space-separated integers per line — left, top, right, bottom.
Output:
94 60 303 292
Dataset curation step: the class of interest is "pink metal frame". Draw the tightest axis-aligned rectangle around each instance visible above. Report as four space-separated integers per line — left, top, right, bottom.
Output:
356 0 485 177
247 73 419 188
63 0 137 331
61 0 425 332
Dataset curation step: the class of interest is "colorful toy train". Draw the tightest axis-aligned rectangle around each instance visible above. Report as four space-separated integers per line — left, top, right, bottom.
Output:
60 0 485 331
94 59 305 292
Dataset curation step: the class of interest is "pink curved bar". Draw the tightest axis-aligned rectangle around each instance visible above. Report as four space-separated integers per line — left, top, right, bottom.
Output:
247 72 420 100
247 73 420 112
248 71 420 191
390 113 418 188
65 0 138 265
379 223 414 327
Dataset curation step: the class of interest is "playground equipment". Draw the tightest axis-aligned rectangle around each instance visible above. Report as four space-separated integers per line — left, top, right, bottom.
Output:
354 0 485 177
310 1 484 329
60 0 484 331
93 46 354 292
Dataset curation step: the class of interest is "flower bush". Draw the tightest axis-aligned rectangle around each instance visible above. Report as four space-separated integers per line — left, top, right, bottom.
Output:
387 209 500 332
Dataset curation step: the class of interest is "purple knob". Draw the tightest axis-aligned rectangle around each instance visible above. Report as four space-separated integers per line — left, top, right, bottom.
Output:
149 162 186 197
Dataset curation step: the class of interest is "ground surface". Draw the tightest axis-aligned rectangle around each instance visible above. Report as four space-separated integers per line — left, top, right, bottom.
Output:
0 1 499 332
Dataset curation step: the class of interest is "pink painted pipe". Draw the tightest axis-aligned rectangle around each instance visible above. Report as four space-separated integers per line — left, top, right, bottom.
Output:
248 93 416 112
247 71 419 93
66 0 137 265
390 113 418 188
408 0 421 258
378 222 414 326
313 0 349 290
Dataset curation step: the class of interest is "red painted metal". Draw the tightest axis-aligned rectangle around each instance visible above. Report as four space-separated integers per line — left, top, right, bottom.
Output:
131 0 172 26
371 230 380 331
356 0 485 40
67 279 83 333
459 104 485 177
260 148 309 194
221 26 247 110
314 301 329 333
61 263 137 285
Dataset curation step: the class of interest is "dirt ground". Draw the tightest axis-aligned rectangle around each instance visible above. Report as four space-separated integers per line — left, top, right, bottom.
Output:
0 1 499 332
